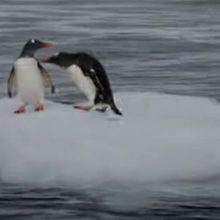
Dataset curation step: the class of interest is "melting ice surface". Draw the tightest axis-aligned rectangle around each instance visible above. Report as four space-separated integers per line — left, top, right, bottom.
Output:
0 92 220 187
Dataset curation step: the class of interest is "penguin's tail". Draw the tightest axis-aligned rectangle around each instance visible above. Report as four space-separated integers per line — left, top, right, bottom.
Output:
110 100 123 116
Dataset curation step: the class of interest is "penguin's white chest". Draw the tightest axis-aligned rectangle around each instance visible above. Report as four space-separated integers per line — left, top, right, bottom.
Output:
67 65 96 102
15 58 44 104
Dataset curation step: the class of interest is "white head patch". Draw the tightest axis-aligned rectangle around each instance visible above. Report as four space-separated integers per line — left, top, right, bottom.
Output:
90 68 95 73
54 52 60 57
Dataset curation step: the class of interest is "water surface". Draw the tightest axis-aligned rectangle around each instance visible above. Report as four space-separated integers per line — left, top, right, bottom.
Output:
0 0 220 219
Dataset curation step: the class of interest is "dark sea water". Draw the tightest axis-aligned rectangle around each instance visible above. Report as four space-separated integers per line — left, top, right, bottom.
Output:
1 0 220 219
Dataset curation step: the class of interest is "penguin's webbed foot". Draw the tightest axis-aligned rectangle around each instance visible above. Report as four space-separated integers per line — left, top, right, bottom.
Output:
74 104 109 113
35 103 44 112
74 104 93 111
93 104 108 113
14 105 26 114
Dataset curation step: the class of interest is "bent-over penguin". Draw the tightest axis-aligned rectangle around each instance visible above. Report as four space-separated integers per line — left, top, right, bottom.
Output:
41 52 122 115
7 39 55 113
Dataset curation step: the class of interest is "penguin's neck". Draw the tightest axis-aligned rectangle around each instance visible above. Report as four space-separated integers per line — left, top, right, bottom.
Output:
19 47 35 58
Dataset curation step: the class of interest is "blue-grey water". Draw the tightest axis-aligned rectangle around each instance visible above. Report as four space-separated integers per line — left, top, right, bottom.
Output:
1 0 220 219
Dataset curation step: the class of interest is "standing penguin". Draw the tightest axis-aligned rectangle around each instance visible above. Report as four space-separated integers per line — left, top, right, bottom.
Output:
41 52 122 116
7 39 55 113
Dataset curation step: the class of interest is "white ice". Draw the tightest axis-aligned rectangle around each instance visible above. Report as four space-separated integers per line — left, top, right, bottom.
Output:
0 92 220 186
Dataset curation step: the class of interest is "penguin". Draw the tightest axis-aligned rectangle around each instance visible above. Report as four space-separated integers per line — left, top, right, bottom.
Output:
41 52 122 116
7 39 55 113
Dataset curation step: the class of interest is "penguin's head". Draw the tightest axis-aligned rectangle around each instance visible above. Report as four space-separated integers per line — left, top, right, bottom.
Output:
40 52 72 68
21 39 52 57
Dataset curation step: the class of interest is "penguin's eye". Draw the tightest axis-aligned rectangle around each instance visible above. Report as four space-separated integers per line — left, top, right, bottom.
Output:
31 39 35 43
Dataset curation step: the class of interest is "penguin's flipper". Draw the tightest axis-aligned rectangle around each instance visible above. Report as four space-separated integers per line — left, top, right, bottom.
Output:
85 67 105 92
83 67 107 104
38 62 55 94
7 67 16 98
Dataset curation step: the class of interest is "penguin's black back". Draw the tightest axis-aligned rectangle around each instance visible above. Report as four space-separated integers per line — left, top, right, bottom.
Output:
60 52 115 104
76 53 113 102
50 52 123 115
